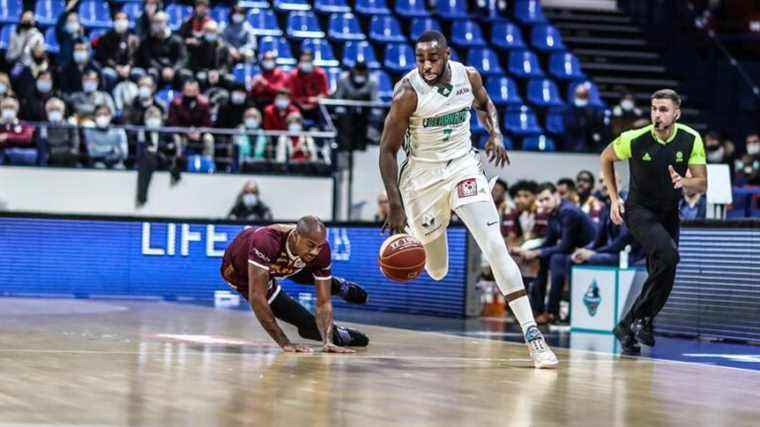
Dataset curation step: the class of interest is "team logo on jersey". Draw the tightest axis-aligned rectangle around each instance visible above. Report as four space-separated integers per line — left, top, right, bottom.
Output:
675 151 684 162
437 84 453 97
583 279 602 317
642 153 652 161
421 214 436 229
422 109 469 128
457 178 478 198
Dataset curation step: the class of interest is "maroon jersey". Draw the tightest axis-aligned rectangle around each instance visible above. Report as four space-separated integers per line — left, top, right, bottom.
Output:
501 205 549 241
221 225 331 296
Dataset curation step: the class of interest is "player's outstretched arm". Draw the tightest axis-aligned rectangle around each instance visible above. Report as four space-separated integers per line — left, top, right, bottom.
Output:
247 264 311 353
379 80 417 234
314 278 355 353
466 66 509 167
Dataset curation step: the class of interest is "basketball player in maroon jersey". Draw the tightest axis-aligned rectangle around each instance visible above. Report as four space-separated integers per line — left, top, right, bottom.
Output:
221 216 369 352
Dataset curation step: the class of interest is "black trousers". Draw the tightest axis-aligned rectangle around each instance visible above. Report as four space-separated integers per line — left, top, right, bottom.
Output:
620 204 680 326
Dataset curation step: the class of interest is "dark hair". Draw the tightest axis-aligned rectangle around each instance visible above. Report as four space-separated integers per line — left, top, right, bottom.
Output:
537 182 556 194
299 49 314 60
416 30 448 48
353 60 368 72
508 180 539 198
557 178 576 190
651 89 681 107
576 170 594 183
705 131 720 141
493 178 508 191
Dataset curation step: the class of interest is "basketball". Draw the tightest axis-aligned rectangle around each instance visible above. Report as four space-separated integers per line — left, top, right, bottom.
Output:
378 234 426 282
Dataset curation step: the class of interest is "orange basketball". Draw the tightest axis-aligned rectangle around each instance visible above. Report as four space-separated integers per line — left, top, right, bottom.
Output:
378 234 426 282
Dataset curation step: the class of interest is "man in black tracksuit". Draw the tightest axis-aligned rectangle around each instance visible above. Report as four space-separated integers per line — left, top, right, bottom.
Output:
600 89 707 354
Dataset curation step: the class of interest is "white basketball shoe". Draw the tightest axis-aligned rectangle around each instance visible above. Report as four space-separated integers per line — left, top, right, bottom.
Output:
525 326 559 369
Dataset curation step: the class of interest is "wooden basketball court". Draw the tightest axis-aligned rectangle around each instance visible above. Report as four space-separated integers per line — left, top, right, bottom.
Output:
1 298 758 426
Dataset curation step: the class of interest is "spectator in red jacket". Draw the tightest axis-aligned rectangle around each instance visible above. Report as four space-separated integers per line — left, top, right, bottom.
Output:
167 79 215 157
0 97 37 165
288 49 328 124
251 50 289 110
263 88 300 131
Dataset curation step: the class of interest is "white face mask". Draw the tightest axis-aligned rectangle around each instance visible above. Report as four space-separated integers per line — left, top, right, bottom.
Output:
114 19 129 33
707 147 725 162
242 193 258 207
95 115 111 128
288 123 302 133
299 62 314 73
0 83 6 94
231 92 246 105
83 80 98 93
620 99 634 111
574 97 588 107
37 79 52 93
145 117 162 128
73 51 89 64
204 33 217 42
48 110 63 122
353 75 367 85
138 86 152 99
1 109 15 121
244 118 260 129
232 13 245 24
275 98 289 110
66 21 79 34
261 60 275 71
747 143 760 155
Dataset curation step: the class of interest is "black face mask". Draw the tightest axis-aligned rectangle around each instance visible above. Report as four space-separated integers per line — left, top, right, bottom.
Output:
33 56 46 64
706 144 720 152
183 95 196 105
20 22 33 29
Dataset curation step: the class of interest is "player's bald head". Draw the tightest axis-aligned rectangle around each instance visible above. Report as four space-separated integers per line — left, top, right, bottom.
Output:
296 215 326 241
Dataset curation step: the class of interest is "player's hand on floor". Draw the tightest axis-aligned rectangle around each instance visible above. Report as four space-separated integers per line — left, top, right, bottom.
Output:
484 136 510 168
281 343 313 353
322 343 355 354
382 204 407 235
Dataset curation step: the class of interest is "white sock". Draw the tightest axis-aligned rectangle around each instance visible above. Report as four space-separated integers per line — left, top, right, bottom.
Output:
507 294 538 332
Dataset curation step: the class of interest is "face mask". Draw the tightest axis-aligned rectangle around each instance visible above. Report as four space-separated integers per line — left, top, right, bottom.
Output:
83 80 97 93
353 74 367 85
244 118 260 129
33 55 46 64
621 99 634 111
114 20 129 33
145 117 162 128
288 123 302 133
275 98 289 110
73 51 89 64
48 110 63 122
242 193 258 207
299 62 314 73
574 97 588 107
0 83 6 94
1 109 15 121
232 13 245 24
231 92 246 105
261 60 275 71
138 86 152 99
95 115 111 128
747 143 760 155
707 147 724 162
20 21 33 29
66 21 79 34
37 80 52 93
183 95 197 105
204 33 217 42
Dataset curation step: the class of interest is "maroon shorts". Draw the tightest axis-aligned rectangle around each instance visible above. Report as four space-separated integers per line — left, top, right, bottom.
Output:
220 255 281 302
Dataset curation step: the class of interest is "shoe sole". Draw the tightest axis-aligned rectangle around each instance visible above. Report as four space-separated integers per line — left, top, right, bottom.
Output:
534 359 559 369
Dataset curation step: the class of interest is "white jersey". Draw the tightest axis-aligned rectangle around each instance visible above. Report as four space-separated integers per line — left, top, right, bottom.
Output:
399 61 475 162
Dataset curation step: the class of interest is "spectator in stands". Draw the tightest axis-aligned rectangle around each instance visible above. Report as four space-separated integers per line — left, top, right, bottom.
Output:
136 106 180 207
514 182 596 325
234 107 271 165
112 78 139 118
576 170 605 224
66 70 115 123
251 51 290 110
124 76 162 125
288 50 328 124
263 88 299 131
705 131 734 165
55 0 86 68
611 91 643 136
20 70 57 122
563 83 605 152
10 44 49 102
222 2 257 64
556 177 577 202
502 180 548 286
571 209 643 266
83 105 128 169
37 98 79 167
167 80 214 157
746 132 760 157
374 191 390 223
136 11 188 89
59 40 100 94
201 69 235 109
0 73 14 100
679 170 707 220
276 113 317 163
491 178 510 216
332 61 378 151
94 11 139 90
0 97 37 165
216 83 249 129
187 20 231 82
6 11 44 67
135 0 163 39
227 180 273 221
179 0 212 48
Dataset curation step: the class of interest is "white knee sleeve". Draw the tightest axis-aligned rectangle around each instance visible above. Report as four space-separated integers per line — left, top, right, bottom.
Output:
423 233 449 281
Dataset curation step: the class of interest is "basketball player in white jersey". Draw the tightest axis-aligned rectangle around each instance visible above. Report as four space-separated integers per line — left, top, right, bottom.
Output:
379 31 557 368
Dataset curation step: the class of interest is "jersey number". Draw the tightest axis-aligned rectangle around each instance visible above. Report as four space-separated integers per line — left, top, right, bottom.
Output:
443 128 453 142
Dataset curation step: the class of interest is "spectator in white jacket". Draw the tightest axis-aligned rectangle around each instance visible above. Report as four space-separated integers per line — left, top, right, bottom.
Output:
83 104 128 168
6 11 44 67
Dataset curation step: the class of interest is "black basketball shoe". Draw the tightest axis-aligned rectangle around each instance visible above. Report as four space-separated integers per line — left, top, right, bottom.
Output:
613 321 641 355
332 276 368 304
631 318 655 347
332 325 369 347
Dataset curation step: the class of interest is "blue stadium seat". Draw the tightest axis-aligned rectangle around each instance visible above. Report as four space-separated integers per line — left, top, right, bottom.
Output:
545 108 565 135
531 24 565 52
504 105 542 136
78 0 112 28
549 52 585 81
237 0 270 8
4 148 38 165
514 0 546 25
451 19 485 47
522 135 556 152
567 80 605 108
491 21 525 51
286 11 324 39
155 88 175 110
0 24 15 50
467 47 503 77
88 27 107 40
470 113 485 136
341 40 380 68
383 43 415 74
409 17 440 40
435 0 468 20
232 63 260 88
44 26 58 53
448 48 459 61
274 0 311 12
371 70 393 102
527 78 564 108
187 155 216 173
211 5 229 24
0 0 21 24
508 50 544 79
355 0 391 16
248 9 283 36
395 0 429 18
328 13 365 41
166 3 192 31
258 36 297 65
302 38 339 67
122 1 142 27
35 0 65 26
314 0 351 14
326 66 343 93
369 15 405 44
478 134 514 150
485 76 522 107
